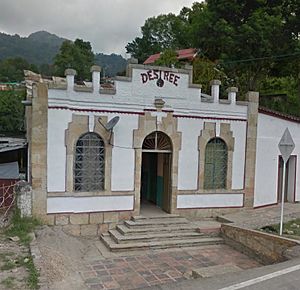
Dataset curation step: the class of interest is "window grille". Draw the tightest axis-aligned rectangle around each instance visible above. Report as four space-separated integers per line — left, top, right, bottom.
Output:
204 138 227 189
74 133 105 192
142 131 172 151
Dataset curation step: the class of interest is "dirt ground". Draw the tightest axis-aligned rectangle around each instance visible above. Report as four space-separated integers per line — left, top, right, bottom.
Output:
34 226 103 290
0 230 31 289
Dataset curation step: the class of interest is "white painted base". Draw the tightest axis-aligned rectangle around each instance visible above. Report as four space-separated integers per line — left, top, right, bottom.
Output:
47 195 134 214
177 193 244 209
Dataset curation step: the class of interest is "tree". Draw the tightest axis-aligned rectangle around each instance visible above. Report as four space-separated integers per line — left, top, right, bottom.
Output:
0 90 25 134
187 0 299 92
126 13 190 62
54 39 94 81
154 49 179 68
0 57 38 82
127 0 300 93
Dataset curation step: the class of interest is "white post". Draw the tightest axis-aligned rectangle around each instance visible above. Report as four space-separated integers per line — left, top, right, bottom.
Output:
279 160 286 236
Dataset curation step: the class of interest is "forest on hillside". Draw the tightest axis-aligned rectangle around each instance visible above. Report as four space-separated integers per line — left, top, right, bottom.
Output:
0 31 126 80
127 0 300 116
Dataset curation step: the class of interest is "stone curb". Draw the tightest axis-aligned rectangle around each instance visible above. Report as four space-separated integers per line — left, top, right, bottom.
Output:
29 231 49 289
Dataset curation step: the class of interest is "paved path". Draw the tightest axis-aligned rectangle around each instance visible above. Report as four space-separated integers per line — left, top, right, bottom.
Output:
79 245 259 290
147 257 300 290
220 203 300 229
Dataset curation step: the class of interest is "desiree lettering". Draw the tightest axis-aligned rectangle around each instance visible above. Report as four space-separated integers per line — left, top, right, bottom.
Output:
140 70 180 87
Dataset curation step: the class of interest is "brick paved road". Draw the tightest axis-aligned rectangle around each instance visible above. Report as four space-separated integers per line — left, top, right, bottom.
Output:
79 245 260 290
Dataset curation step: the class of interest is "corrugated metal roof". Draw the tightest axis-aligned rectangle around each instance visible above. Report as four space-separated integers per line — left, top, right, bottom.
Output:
0 138 27 153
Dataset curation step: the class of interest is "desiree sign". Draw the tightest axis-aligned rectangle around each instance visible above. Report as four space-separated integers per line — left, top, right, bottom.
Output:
141 69 180 87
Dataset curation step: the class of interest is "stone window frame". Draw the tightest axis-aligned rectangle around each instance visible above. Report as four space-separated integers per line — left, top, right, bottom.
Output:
74 132 105 192
204 137 228 190
65 114 112 194
198 122 234 191
133 112 182 214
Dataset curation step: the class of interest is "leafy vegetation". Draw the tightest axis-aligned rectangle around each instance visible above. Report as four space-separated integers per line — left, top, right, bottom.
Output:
94 53 127 77
0 90 25 135
0 57 38 82
126 0 300 115
0 31 127 80
261 218 300 238
5 209 40 245
54 39 94 81
0 31 66 66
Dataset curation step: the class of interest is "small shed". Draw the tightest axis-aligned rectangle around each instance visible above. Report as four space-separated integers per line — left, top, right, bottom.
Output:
0 161 20 208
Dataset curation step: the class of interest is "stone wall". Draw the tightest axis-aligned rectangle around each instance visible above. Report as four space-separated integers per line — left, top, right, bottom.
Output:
221 224 299 264
45 211 133 236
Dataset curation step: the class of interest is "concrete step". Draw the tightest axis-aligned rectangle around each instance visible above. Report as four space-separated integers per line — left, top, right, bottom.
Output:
131 214 180 221
109 229 204 243
101 234 224 252
116 224 199 235
124 218 189 228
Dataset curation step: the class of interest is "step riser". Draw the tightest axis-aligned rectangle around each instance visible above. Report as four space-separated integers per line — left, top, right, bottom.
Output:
132 215 180 221
125 221 189 228
110 234 206 244
109 240 224 252
117 226 199 235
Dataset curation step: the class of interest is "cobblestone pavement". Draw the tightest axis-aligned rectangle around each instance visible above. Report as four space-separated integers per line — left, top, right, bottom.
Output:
79 245 260 290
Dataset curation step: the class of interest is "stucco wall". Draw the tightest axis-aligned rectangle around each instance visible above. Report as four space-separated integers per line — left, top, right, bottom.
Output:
47 109 72 192
254 113 300 207
110 114 139 191
177 119 246 191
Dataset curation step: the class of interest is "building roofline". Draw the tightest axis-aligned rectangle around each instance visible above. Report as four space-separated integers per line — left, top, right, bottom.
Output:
258 106 300 124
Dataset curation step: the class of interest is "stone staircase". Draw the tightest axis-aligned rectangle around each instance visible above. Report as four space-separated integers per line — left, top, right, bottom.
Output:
101 214 223 252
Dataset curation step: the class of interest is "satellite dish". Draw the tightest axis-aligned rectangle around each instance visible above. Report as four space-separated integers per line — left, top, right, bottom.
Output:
103 116 120 131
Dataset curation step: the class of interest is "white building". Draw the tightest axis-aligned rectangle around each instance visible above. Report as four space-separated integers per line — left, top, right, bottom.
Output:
24 62 300 234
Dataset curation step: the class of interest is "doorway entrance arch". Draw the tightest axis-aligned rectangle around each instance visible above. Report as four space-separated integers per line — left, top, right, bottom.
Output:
141 131 172 212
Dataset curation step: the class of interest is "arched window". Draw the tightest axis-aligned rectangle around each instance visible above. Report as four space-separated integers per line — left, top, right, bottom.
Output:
74 132 105 192
142 131 172 151
204 138 227 189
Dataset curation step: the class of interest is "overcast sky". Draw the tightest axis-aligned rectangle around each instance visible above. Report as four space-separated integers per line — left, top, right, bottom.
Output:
0 0 195 57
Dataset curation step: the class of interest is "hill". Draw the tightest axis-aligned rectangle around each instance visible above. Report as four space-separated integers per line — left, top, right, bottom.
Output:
0 31 66 65
0 31 126 76
95 53 126 77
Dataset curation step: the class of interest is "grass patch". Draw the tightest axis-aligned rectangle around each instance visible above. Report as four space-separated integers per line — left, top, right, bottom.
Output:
5 209 40 245
1 277 15 288
25 256 39 289
3 209 40 289
261 218 300 237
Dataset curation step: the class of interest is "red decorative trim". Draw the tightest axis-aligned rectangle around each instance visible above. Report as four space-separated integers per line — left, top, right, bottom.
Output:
177 205 243 210
173 114 247 122
259 107 300 124
48 106 144 115
49 106 245 121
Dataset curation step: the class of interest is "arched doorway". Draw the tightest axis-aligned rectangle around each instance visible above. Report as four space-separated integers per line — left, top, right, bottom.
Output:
141 131 172 213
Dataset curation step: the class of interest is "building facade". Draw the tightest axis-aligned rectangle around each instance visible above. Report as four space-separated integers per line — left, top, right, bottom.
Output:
24 62 300 235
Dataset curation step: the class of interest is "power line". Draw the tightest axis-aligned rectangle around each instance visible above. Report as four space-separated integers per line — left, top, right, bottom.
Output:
219 52 300 65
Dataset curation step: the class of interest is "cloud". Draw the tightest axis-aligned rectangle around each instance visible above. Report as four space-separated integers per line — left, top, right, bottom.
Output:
0 0 195 56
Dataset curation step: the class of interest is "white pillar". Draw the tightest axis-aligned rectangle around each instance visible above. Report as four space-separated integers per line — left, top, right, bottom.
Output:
227 87 238 104
210 80 221 102
90 65 101 93
64 69 76 92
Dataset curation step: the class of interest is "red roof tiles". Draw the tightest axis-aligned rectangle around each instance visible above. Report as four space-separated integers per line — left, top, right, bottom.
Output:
143 48 197 65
